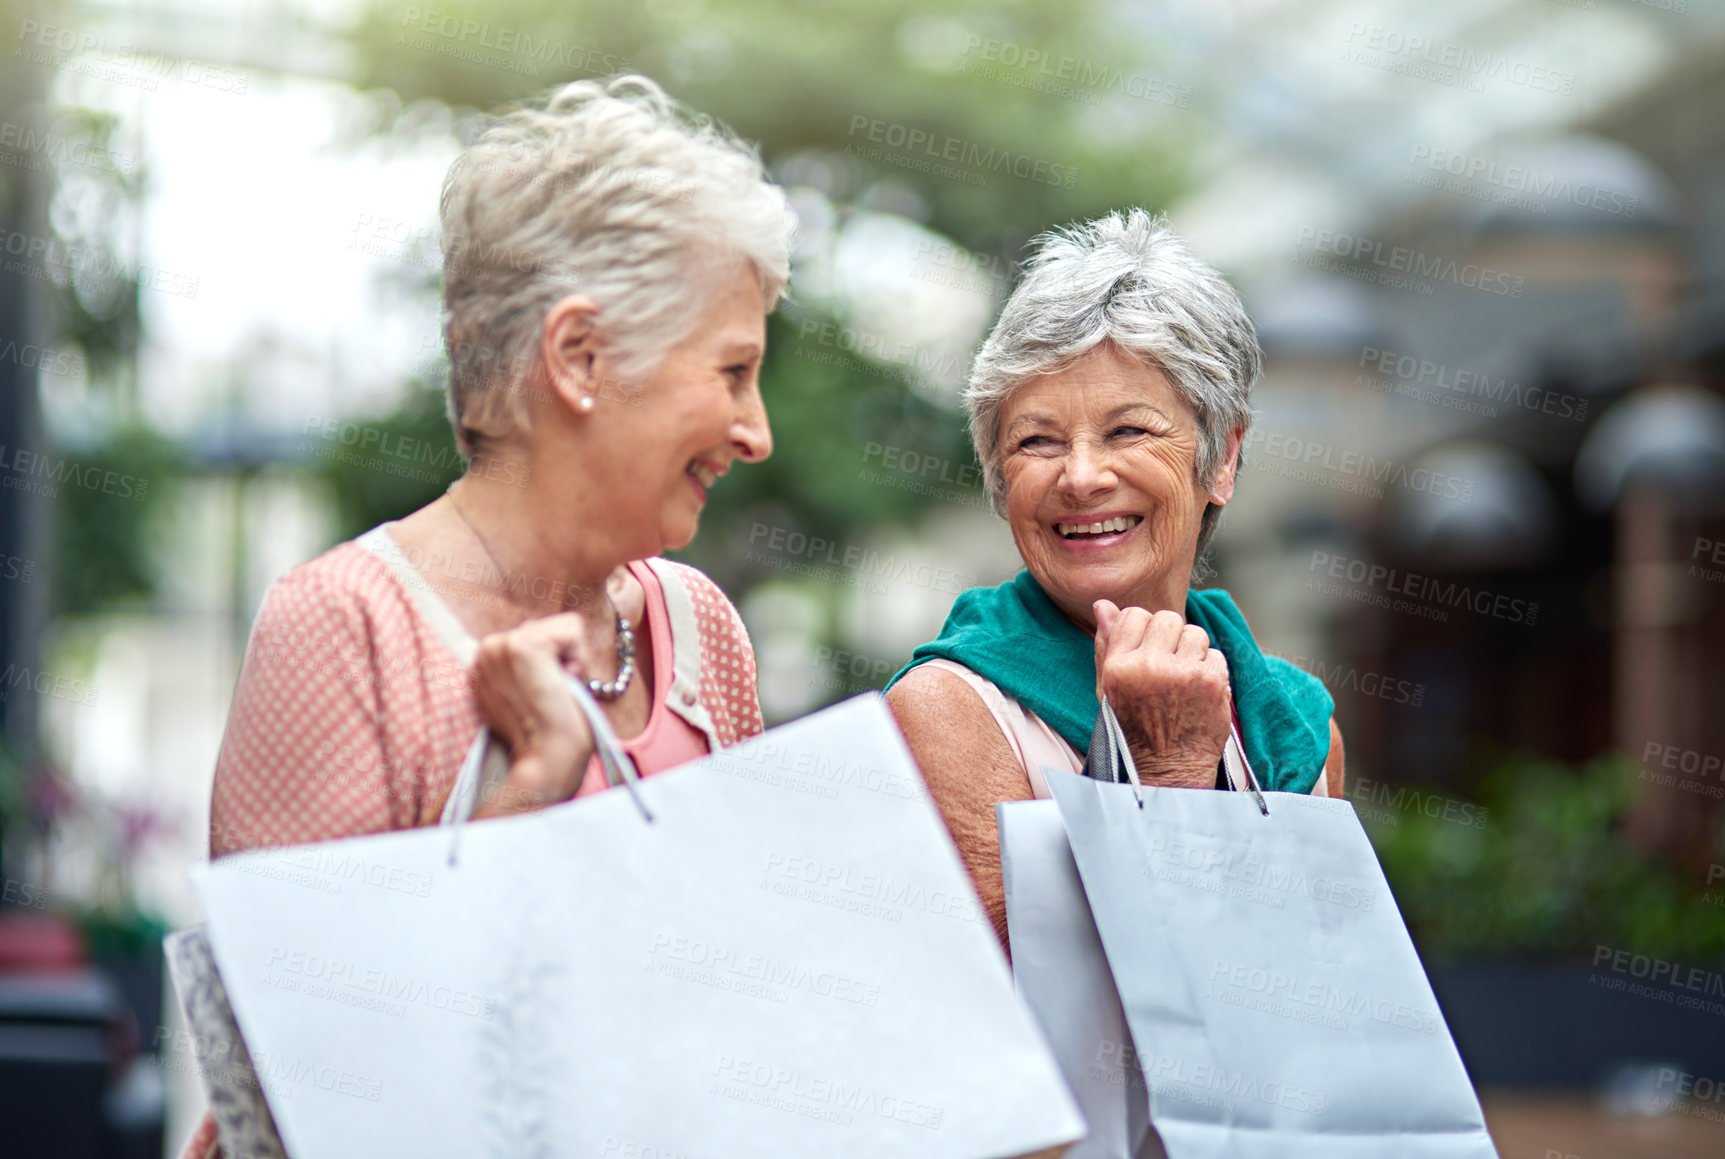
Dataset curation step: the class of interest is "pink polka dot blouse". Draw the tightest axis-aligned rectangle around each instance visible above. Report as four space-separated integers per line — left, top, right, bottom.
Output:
206 526 764 857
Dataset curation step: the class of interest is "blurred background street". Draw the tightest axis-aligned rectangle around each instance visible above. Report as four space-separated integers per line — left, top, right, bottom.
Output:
1 0 1723 1154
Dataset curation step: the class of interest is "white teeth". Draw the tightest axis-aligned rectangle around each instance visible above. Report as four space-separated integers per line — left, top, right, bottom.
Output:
687 462 717 488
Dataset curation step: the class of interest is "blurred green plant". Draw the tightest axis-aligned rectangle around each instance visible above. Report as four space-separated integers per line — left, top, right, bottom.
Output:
1371 754 1725 962
670 310 981 593
75 789 175 954
41 100 161 618
78 905 170 961
330 0 1197 592
346 0 1194 259
46 105 144 388
309 375 463 544
306 307 981 578
52 426 179 616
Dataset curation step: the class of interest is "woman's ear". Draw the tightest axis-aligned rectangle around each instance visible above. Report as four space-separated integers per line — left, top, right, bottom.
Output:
538 294 603 413
1207 425 1245 507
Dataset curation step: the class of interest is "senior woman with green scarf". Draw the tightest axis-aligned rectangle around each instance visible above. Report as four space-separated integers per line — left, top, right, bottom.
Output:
886 209 1344 951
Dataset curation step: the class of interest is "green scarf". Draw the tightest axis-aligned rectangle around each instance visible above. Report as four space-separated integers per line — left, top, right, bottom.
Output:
887 571 1332 794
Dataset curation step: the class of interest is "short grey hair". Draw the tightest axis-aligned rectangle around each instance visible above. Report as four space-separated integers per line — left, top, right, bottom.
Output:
439 74 795 456
965 209 1259 576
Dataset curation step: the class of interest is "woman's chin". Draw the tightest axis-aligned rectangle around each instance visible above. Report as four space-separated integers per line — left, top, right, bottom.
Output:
661 516 699 553
1039 573 1127 620
1043 558 1138 595
1038 554 1179 614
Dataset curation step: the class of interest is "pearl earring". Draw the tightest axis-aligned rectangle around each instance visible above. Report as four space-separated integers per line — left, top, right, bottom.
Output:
579 394 595 412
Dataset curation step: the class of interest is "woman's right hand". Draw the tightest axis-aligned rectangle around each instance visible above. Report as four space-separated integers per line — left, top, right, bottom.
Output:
469 612 600 817
1093 599 1231 788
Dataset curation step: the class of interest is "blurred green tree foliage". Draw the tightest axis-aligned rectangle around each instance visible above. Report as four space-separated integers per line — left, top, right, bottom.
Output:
52 426 178 616
331 0 1194 628
313 374 462 543
346 0 1193 256
1370 755 1725 962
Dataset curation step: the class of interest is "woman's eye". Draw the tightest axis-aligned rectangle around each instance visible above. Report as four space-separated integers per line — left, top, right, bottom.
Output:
1110 425 1148 438
1016 435 1054 451
724 365 750 384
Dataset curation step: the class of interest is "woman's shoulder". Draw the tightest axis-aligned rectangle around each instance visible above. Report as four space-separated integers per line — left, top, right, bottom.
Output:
891 659 1021 739
898 658 1053 730
896 657 995 703
642 558 761 745
246 532 426 652
645 558 751 643
272 535 393 594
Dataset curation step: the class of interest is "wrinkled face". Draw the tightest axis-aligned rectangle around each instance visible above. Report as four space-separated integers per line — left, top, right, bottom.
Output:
997 343 1235 628
585 259 772 555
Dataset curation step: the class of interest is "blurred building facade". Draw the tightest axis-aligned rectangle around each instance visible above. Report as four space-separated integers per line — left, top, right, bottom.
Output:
1221 23 1725 874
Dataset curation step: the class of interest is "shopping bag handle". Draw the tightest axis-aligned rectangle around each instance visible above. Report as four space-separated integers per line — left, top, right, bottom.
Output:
1087 696 1142 801
560 671 653 815
441 670 655 862
1089 697 1269 816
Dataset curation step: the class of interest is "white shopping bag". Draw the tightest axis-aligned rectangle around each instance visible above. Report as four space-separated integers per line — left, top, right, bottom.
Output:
1033 706 1498 1159
188 691 1084 1159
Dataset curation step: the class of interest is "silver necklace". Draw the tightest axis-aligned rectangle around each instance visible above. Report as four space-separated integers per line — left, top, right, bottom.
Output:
445 485 636 700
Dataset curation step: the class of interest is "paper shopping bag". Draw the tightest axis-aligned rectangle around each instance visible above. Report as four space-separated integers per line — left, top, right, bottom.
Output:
1042 759 1498 1159
189 693 1084 1159
164 924 288 1159
999 799 1166 1159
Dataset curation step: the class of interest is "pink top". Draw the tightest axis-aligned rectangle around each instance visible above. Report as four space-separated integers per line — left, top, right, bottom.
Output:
572 560 709 796
207 524 763 856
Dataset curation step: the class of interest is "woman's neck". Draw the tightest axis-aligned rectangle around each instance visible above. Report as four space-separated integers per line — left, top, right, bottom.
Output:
450 459 620 616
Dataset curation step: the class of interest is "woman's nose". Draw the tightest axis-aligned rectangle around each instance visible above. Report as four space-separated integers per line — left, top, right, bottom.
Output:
732 382 773 463
1060 439 1114 496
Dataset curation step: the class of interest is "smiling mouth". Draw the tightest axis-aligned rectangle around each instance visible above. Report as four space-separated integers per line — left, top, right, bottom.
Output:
1055 514 1143 540
686 461 720 491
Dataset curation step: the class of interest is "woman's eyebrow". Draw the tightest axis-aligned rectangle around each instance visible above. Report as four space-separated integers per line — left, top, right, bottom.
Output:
1004 412 1058 434
1104 401 1171 423
1005 402 1172 435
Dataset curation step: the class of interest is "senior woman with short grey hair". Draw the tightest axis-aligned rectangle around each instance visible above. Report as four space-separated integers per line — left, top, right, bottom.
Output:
179 74 793 1158
887 209 1344 952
